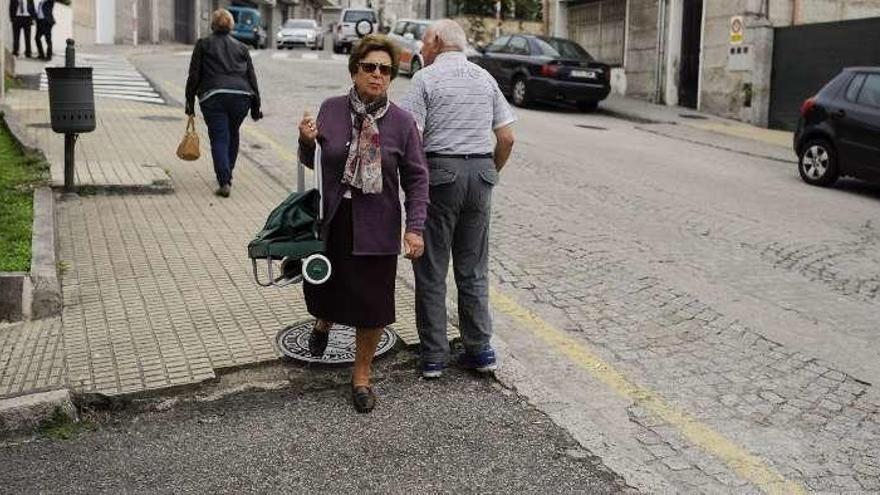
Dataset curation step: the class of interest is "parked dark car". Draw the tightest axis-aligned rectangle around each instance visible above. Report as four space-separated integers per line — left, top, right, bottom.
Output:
468 34 611 111
795 67 880 187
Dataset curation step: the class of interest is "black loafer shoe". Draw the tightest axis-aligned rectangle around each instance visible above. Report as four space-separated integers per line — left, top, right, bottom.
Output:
308 327 330 357
351 384 376 413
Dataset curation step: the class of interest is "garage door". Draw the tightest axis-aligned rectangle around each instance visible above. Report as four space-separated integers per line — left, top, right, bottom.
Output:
566 0 626 65
770 17 880 130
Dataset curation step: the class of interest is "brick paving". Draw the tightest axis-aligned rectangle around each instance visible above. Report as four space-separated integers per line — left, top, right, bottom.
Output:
0 89 424 397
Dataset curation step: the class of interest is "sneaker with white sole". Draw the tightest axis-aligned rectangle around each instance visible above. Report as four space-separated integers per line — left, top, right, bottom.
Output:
458 348 498 373
421 361 446 379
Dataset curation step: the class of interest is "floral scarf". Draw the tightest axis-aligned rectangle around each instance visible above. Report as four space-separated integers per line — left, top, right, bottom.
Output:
342 87 389 195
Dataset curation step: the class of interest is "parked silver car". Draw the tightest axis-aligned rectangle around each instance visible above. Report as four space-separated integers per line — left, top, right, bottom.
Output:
388 19 431 75
277 19 324 50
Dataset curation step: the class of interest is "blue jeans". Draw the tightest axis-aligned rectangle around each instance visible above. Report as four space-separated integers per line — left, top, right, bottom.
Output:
200 93 251 186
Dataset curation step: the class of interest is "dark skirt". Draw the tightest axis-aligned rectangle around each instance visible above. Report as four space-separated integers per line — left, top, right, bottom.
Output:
304 199 397 328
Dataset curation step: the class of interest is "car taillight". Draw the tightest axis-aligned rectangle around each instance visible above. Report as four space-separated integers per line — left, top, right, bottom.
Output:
800 96 816 117
540 64 559 78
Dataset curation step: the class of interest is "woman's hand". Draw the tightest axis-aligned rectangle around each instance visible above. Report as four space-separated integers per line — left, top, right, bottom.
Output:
403 232 424 260
298 111 318 146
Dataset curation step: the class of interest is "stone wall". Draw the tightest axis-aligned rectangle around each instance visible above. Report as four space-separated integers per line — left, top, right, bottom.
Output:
624 0 660 101
452 16 544 46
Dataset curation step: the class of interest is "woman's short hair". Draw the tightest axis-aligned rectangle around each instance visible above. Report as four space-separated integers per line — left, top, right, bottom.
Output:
211 9 235 33
348 34 400 79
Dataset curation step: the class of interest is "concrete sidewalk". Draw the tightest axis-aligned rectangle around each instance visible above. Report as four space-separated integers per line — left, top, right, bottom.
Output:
600 96 796 163
0 62 427 400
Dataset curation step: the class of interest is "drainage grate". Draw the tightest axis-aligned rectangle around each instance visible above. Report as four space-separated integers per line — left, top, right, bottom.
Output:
140 115 183 122
276 320 398 365
679 113 708 120
576 124 608 131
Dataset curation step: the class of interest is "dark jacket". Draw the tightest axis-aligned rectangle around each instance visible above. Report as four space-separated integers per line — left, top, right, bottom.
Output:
184 31 261 117
9 0 36 21
299 96 429 256
35 0 54 25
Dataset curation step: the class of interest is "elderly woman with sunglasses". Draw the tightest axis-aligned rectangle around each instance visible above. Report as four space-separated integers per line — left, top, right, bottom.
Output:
297 35 429 413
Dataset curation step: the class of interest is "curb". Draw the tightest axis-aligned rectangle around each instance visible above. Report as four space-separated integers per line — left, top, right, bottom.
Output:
30 187 62 319
0 389 78 435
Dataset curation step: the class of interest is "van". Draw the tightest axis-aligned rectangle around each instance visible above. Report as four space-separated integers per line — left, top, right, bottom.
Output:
332 8 378 54
228 5 268 49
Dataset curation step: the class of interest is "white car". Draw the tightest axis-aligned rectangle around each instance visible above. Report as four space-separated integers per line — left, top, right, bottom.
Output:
333 8 378 54
388 19 431 75
277 19 324 50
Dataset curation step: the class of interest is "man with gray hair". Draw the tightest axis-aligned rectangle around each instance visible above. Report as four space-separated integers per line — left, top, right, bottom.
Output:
402 19 516 379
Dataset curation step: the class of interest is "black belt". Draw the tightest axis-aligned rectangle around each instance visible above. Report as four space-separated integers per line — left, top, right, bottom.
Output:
426 152 493 160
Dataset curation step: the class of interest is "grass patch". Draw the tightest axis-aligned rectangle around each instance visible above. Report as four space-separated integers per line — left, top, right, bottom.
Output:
38 407 94 441
0 115 49 272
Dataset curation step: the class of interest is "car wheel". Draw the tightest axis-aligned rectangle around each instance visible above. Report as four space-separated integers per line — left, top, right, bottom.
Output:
333 44 343 54
409 58 422 76
577 101 598 112
512 77 531 107
798 138 839 187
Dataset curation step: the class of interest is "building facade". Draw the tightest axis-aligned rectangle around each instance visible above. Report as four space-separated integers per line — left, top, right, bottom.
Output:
549 0 880 128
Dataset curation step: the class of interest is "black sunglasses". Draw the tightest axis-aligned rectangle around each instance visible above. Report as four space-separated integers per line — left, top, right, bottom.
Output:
358 62 395 76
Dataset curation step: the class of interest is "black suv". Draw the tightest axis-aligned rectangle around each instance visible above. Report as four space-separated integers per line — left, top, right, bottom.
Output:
795 67 880 187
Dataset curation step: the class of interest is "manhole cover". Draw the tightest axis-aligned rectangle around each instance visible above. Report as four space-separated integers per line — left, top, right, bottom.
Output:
575 124 608 131
140 115 182 122
679 113 708 120
27 123 52 128
276 320 398 365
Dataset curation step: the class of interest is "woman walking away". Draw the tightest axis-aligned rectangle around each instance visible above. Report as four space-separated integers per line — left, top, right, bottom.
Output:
185 9 262 198
298 34 429 413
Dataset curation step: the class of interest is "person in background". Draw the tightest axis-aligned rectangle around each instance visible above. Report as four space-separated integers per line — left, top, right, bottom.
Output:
9 0 36 59
185 9 262 198
401 19 516 379
34 0 55 61
298 34 428 413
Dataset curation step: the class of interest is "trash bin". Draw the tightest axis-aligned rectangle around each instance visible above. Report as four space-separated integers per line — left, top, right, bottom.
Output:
45 67 95 134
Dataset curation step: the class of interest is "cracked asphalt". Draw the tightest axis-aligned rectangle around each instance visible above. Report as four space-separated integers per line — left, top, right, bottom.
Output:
0 353 632 494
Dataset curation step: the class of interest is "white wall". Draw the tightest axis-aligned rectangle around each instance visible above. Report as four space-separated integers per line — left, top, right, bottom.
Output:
96 0 116 44
54 3 75 44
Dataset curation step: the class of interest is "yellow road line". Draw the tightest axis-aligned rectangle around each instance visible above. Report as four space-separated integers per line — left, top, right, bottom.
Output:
490 288 805 495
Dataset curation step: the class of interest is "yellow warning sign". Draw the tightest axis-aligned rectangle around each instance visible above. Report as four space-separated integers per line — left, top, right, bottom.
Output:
730 15 744 45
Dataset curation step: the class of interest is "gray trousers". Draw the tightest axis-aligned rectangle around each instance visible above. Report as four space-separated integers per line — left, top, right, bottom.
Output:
414 156 498 363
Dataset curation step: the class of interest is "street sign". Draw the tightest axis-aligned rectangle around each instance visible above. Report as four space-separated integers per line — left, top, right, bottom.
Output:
730 15 744 45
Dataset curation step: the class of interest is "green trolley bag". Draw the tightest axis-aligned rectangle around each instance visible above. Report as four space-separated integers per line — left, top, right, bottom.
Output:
248 145 331 286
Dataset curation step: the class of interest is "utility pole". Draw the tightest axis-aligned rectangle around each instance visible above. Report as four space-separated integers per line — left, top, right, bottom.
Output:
132 0 139 47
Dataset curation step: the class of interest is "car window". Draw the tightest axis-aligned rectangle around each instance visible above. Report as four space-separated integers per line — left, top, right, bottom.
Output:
415 24 428 40
508 36 530 56
856 74 880 108
486 36 511 53
284 20 315 29
343 10 376 23
537 38 592 60
845 73 866 102
404 23 420 37
392 21 407 35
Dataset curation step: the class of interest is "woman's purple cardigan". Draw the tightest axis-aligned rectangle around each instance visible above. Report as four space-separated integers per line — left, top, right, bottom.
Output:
299 95 429 256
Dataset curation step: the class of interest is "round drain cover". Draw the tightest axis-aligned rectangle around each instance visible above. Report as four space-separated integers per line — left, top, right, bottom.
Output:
276 320 398 365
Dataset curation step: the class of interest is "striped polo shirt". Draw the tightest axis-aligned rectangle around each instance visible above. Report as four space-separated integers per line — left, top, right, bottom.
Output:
401 51 516 155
